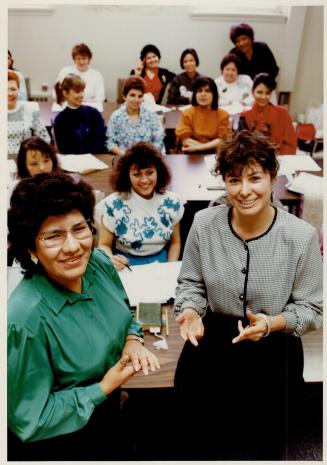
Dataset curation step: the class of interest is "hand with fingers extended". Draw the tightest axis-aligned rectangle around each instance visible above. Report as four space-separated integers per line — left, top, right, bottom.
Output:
232 310 269 344
175 308 204 346
123 339 160 376
99 353 136 396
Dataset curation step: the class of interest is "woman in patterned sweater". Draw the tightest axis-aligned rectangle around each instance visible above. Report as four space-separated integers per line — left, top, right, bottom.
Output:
173 130 322 460
97 141 184 271
106 76 164 156
8 71 50 155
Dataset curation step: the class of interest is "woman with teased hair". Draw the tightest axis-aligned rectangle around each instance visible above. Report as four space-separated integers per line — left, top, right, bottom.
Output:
97 141 184 270
8 171 159 460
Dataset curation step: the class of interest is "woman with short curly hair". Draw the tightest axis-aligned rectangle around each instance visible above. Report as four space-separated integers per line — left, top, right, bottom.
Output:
7 171 159 460
97 141 184 270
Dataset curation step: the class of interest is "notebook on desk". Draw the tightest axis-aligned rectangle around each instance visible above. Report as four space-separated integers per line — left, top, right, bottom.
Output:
119 261 182 307
57 154 108 174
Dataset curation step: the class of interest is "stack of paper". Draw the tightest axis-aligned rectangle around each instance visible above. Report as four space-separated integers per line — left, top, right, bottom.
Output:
278 155 321 175
57 154 108 174
7 159 17 184
287 172 324 195
119 261 182 307
220 101 244 116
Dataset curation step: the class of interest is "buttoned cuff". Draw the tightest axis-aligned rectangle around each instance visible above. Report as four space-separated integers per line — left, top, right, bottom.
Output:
85 383 107 404
175 300 206 317
281 311 298 334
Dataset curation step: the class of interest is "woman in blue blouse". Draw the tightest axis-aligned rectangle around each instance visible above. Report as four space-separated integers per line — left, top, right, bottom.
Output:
97 141 184 271
53 74 107 154
7 172 159 460
106 76 164 156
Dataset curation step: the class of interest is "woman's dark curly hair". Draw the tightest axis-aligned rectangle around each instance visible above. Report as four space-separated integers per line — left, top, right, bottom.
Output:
230 23 255 44
220 53 241 73
191 76 219 110
140 44 161 61
252 72 276 92
17 137 60 179
110 141 171 194
8 172 95 277
214 129 279 180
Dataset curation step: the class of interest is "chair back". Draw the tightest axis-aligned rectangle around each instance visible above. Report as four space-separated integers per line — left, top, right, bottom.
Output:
296 123 316 141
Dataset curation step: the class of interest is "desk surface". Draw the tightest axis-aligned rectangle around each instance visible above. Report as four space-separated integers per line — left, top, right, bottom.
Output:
124 305 322 388
81 154 302 208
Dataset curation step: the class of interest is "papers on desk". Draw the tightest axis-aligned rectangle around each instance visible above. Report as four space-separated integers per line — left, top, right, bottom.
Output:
119 261 182 307
220 101 244 116
51 101 103 112
7 159 17 184
277 155 321 175
286 172 324 195
57 153 108 174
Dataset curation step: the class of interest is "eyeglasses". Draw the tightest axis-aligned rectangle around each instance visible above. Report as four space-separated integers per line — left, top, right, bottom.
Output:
37 219 93 248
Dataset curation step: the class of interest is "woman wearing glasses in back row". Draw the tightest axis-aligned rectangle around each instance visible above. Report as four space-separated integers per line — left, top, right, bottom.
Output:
7 172 159 461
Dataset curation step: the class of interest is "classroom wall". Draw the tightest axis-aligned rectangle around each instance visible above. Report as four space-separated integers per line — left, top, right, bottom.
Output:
8 5 323 119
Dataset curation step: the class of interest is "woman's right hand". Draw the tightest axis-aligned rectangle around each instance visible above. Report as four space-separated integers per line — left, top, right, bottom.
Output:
99 354 135 396
110 254 129 271
134 60 144 76
175 308 204 346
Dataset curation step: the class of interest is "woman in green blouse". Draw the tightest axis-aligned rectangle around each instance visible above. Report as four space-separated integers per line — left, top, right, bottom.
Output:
7 172 159 460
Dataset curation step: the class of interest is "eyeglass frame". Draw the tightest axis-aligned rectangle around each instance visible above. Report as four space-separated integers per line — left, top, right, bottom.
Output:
36 219 94 248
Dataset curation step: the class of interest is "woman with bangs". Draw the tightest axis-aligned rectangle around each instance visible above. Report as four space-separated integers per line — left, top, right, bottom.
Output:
175 76 230 153
53 74 107 154
97 141 184 271
173 130 322 460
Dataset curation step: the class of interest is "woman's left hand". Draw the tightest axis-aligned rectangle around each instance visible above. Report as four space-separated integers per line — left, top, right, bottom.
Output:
123 340 160 375
232 310 269 343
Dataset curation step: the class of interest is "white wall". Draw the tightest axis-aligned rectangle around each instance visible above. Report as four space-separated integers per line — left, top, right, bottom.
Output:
8 5 323 118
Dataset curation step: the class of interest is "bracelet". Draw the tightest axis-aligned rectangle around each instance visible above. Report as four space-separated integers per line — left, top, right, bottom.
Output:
258 313 271 337
125 335 144 345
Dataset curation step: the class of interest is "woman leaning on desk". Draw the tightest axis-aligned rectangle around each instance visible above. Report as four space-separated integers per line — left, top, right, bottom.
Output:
239 72 297 154
167 48 202 105
175 76 230 153
7 172 159 461
8 70 50 156
131 44 175 104
106 76 164 156
53 73 107 154
173 130 322 461
97 141 184 271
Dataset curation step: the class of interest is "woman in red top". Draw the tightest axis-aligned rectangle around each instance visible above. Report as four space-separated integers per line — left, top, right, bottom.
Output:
239 73 297 154
131 44 175 104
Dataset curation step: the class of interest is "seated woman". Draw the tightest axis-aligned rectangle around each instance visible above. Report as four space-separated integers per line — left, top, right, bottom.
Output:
167 48 202 105
8 50 28 101
229 23 279 80
131 44 175 104
7 172 159 461
54 43 105 103
173 130 322 460
16 136 60 179
106 76 164 156
8 71 50 156
97 141 184 270
175 76 230 153
239 73 297 154
214 53 253 107
53 74 107 154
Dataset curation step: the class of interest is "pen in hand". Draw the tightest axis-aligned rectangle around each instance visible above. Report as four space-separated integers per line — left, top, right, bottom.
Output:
116 254 132 272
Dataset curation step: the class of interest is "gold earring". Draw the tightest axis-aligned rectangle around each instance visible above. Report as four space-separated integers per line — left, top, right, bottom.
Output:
30 254 38 265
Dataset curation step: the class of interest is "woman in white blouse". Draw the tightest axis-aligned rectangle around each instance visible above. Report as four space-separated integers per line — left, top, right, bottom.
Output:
97 141 184 271
54 43 105 104
173 130 322 461
8 70 50 155
215 53 253 107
